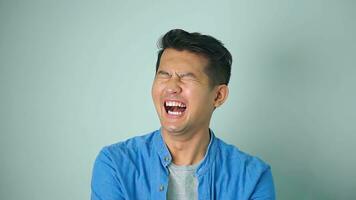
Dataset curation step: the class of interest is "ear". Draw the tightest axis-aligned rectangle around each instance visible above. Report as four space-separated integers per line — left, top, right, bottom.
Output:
213 85 229 108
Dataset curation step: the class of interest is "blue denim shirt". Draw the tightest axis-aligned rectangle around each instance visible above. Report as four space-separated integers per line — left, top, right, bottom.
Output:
91 129 275 200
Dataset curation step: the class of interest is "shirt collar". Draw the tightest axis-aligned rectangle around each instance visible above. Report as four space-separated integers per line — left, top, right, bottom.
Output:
154 128 173 167
153 128 218 176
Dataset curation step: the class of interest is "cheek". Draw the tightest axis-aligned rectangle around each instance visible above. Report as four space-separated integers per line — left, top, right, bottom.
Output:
151 82 162 102
187 88 216 106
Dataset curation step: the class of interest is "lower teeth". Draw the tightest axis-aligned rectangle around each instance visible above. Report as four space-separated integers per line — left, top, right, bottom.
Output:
168 111 183 115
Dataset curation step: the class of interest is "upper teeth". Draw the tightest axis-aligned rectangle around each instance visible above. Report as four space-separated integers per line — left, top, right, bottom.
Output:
166 101 186 107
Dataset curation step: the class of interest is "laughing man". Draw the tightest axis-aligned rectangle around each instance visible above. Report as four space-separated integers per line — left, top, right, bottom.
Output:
91 29 275 200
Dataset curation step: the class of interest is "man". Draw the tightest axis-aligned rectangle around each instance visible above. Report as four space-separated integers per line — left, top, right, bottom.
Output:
91 29 275 200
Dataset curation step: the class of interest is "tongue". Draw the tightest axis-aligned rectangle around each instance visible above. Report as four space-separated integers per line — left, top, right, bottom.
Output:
171 106 186 112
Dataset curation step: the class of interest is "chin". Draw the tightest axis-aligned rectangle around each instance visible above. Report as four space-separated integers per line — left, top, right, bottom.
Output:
162 125 185 136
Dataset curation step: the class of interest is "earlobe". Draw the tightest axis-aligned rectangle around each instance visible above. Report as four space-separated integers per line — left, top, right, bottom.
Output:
214 85 229 107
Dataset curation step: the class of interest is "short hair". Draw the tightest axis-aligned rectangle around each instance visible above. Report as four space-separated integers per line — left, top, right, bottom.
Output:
155 29 232 86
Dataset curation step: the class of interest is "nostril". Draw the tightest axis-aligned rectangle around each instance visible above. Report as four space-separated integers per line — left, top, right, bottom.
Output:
166 88 178 93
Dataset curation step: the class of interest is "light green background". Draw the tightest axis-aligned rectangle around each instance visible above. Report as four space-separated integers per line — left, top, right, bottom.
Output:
1 0 355 199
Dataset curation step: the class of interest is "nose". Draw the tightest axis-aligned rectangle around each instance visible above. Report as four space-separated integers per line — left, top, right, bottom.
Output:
165 76 182 94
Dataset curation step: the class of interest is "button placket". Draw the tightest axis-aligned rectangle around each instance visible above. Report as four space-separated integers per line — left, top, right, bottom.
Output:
164 156 170 162
159 185 165 191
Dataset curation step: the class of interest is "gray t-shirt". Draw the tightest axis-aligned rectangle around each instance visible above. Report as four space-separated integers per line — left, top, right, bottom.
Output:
167 162 199 200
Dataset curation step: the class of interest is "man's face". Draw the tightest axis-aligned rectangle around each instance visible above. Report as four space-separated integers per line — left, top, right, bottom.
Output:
152 48 219 136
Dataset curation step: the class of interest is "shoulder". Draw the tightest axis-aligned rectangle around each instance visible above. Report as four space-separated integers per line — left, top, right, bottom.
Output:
214 137 270 175
213 137 275 199
91 131 159 199
96 130 158 165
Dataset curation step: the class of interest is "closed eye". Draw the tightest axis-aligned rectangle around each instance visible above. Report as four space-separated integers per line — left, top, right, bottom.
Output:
179 72 198 81
156 70 171 78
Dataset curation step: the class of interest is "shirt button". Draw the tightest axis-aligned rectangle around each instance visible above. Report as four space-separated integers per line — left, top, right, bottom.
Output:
159 185 165 191
164 156 170 162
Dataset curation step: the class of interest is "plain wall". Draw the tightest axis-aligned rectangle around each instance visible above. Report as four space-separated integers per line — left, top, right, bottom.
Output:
1 0 355 199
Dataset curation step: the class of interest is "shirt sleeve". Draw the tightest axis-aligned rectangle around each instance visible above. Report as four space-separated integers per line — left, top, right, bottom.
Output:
250 167 276 200
91 147 125 200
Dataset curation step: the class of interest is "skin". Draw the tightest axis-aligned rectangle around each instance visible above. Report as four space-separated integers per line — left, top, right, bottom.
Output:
151 48 229 165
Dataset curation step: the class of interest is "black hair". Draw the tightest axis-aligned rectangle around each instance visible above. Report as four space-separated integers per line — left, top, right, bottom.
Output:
155 29 232 86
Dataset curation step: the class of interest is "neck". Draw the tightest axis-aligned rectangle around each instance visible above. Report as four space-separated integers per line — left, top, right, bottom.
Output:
162 128 211 166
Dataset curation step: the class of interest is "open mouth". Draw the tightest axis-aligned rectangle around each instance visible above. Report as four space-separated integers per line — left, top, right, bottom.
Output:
164 100 187 116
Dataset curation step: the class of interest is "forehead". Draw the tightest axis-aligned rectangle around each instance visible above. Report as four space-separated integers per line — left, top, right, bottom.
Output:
159 48 209 73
